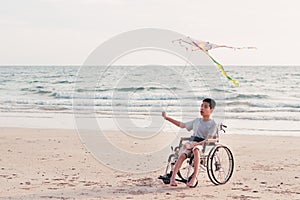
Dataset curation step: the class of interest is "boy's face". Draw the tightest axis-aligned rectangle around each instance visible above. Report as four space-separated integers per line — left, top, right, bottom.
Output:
200 102 214 117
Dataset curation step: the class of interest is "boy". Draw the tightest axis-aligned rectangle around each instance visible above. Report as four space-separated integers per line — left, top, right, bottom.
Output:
162 98 217 187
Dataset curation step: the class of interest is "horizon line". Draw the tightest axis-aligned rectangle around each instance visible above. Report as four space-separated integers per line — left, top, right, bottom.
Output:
0 64 299 67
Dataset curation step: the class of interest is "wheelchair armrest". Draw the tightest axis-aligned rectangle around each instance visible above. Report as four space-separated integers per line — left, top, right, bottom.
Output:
179 137 191 147
205 138 219 144
180 137 191 141
201 139 219 154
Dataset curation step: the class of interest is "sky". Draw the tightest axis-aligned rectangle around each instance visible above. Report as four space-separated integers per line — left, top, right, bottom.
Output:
1 0 300 66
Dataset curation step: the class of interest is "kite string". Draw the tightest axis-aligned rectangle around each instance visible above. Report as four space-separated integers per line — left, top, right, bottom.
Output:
165 47 192 110
181 47 193 75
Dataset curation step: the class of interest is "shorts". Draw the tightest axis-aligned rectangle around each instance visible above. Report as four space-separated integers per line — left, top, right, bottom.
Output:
179 138 205 158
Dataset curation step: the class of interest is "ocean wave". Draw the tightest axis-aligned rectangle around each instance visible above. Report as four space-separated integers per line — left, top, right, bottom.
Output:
35 90 52 94
20 87 53 95
252 102 300 109
3 99 72 107
226 101 252 107
226 100 300 109
77 86 180 93
21 88 36 92
227 108 300 113
111 87 146 92
227 94 270 100
52 91 199 101
51 93 72 99
38 106 70 111
53 80 74 84
30 80 39 83
226 115 300 121
211 88 233 93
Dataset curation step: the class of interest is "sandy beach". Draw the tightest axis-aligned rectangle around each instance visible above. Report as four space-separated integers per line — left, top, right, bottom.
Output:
0 127 299 199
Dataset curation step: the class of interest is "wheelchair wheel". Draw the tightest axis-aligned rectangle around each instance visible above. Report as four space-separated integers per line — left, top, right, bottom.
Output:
207 145 234 185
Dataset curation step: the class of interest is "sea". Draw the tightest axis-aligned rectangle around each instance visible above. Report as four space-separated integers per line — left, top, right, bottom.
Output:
0 65 299 136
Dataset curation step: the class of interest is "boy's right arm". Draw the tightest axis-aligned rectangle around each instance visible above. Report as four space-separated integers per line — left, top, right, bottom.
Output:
162 111 185 128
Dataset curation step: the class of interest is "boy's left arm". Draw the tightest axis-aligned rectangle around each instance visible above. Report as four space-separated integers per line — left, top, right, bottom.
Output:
191 135 215 148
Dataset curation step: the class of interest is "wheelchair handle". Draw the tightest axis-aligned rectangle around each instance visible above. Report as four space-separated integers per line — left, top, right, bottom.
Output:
220 124 227 133
221 124 227 128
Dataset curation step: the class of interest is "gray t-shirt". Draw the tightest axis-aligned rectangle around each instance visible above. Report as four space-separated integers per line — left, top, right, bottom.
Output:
184 118 217 139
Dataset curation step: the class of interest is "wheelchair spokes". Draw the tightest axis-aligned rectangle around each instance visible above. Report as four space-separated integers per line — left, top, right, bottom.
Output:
207 145 234 185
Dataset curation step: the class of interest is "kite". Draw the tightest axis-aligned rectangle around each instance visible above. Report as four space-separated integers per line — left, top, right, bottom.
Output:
172 37 256 86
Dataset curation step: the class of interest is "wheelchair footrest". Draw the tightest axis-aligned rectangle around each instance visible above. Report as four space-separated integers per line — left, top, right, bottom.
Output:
158 172 172 184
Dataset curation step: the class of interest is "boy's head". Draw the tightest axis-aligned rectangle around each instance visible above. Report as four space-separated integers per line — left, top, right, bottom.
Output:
203 98 216 109
200 98 216 117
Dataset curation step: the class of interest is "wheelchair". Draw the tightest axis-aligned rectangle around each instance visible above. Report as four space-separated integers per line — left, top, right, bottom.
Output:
158 124 234 186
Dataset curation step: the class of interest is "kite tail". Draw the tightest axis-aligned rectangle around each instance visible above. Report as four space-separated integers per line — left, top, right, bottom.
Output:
233 47 257 51
206 52 240 86
187 37 240 86
218 45 257 51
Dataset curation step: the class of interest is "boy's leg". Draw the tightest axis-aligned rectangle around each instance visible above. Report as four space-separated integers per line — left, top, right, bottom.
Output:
170 153 187 186
187 148 200 187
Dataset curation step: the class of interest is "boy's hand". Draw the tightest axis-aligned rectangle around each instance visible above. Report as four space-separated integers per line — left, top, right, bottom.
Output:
162 111 167 119
184 142 199 150
184 143 193 150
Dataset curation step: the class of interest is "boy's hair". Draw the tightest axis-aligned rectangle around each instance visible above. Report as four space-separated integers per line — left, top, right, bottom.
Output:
203 98 216 109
